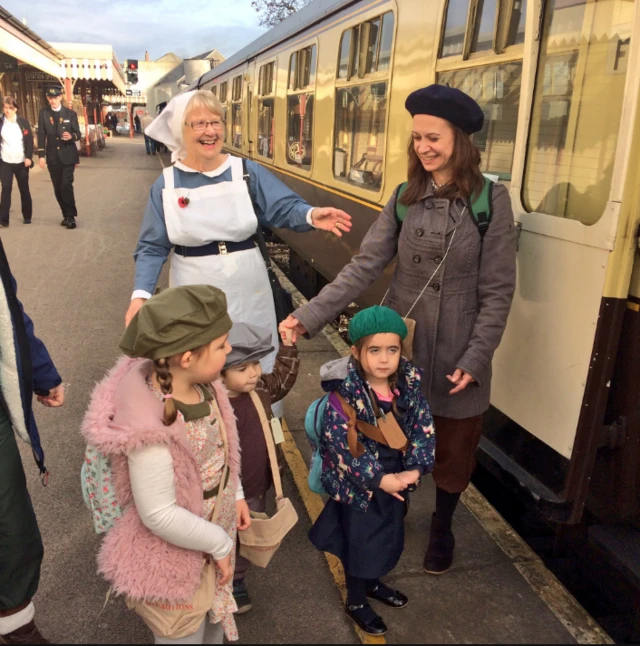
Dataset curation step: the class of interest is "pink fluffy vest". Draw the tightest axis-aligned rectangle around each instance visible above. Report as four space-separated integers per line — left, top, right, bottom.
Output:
82 356 241 603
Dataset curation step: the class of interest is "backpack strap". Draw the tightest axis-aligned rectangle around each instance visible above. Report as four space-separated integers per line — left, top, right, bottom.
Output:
394 182 409 234
469 176 494 239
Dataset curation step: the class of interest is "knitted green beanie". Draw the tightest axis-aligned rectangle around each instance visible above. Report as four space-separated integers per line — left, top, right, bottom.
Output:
348 305 408 345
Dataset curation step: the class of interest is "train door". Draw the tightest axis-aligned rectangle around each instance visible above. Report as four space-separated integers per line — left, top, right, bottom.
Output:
483 0 640 523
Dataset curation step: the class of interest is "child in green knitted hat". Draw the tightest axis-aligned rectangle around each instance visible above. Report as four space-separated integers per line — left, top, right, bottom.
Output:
308 305 435 637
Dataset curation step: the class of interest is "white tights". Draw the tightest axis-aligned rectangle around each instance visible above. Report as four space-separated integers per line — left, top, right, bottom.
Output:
154 619 224 645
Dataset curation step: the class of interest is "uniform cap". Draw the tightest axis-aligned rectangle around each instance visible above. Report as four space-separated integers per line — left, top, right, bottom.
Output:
348 306 408 345
120 285 232 360
405 84 484 134
224 323 274 369
45 86 63 98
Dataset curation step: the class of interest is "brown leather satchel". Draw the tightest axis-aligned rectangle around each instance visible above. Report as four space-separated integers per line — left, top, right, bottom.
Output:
334 393 408 458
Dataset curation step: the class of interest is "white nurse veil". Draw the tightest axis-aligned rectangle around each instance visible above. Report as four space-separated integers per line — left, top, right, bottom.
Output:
144 91 196 163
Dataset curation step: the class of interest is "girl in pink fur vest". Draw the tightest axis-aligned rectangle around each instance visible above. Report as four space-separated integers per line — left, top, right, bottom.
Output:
83 285 251 645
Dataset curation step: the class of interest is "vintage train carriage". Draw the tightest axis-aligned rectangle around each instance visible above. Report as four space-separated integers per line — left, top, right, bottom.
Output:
188 0 640 536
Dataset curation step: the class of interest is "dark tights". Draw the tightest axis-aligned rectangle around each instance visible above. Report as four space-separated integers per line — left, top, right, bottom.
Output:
345 575 395 607
435 487 461 526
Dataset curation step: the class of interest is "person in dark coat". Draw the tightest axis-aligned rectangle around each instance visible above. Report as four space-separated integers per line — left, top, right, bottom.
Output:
134 113 141 134
281 85 518 575
0 238 64 644
37 86 80 230
0 97 34 227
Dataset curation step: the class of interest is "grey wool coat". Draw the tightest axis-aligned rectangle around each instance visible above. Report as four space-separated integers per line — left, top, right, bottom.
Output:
293 182 517 419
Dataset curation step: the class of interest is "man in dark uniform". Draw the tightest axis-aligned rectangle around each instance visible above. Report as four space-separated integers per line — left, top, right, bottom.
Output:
37 86 80 230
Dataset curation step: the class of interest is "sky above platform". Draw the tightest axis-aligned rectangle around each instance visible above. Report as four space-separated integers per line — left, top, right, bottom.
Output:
5 0 267 63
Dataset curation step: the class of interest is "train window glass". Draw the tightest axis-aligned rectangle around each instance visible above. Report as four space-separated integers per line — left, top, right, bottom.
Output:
438 62 522 180
258 99 274 158
507 0 526 45
441 0 469 57
290 45 317 90
259 62 275 96
523 0 634 225
363 18 381 75
333 82 387 191
288 53 297 89
211 85 218 97
338 30 352 79
231 104 242 149
286 93 314 169
232 75 242 101
220 82 227 103
378 13 395 72
472 0 498 52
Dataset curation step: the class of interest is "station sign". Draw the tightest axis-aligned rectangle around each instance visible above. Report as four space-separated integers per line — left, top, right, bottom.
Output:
25 71 59 82
125 89 141 96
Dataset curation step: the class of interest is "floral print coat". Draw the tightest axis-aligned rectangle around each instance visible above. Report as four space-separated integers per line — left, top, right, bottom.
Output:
319 356 435 511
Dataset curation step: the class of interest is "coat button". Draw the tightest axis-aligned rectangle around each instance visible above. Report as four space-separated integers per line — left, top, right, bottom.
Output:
426 203 434 210
415 228 424 237
432 283 440 292
434 256 443 264
413 255 421 264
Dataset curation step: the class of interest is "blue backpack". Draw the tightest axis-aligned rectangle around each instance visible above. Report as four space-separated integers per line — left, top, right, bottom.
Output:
304 394 330 494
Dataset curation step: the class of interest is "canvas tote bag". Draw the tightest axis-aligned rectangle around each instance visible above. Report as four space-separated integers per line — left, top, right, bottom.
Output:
126 398 230 639
238 392 299 567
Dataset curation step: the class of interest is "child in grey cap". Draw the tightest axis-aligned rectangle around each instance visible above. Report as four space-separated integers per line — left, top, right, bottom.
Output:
221 322 299 614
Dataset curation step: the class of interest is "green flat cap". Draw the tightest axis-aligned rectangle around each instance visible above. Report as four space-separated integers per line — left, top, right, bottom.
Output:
348 305 408 345
120 285 232 360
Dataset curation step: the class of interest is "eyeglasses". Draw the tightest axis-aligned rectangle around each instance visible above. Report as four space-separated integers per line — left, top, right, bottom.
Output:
186 119 225 132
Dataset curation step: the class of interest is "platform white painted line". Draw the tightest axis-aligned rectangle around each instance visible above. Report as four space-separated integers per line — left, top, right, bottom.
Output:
272 263 613 646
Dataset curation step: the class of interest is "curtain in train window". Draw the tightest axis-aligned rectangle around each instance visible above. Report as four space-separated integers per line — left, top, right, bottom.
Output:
438 62 522 181
523 0 634 225
287 93 314 169
333 82 387 190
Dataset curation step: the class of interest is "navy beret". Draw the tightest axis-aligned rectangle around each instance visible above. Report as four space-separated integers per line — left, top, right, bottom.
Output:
405 84 484 134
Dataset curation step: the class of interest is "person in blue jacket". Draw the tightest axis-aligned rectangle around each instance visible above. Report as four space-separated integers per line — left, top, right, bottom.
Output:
0 238 64 644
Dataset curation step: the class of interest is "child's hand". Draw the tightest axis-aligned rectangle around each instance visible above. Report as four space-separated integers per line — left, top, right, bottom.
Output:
279 326 294 346
236 499 252 531
396 470 421 486
214 553 233 585
379 474 408 501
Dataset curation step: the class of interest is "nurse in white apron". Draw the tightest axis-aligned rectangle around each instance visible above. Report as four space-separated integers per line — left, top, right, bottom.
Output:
126 90 351 414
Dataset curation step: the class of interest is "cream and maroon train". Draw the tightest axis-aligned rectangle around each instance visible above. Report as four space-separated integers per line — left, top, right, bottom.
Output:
188 0 640 534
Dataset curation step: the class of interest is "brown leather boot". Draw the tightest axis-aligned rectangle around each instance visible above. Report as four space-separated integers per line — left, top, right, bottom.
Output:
0 621 49 644
423 513 455 574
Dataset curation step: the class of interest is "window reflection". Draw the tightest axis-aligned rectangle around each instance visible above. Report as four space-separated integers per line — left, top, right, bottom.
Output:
441 0 469 57
287 94 314 169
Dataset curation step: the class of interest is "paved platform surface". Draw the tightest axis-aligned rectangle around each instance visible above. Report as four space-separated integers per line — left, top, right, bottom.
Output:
0 138 608 644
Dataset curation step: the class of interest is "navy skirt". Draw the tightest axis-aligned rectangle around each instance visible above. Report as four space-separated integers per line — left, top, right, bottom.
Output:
309 445 405 579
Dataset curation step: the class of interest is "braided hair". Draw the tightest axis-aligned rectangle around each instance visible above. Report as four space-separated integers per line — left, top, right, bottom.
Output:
153 357 178 426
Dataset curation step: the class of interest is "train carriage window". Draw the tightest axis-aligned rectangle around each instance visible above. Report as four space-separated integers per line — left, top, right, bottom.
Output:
523 0 634 225
220 82 227 104
231 75 243 149
211 85 218 97
333 12 394 190
438 62 522 180
287 45 317 170
258 62 276 159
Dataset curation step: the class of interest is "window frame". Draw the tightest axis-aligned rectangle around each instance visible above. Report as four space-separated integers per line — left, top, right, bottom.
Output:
256 59 277 161
230 74 244 150
285 40 319 174
331 9 397 197
219 81 228 104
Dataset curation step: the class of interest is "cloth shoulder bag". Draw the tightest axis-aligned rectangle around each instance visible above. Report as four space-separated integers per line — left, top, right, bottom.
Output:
238 391 299 567
126 397 230 639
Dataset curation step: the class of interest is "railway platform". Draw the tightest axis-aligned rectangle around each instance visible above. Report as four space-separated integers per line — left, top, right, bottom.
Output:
0 137 611 644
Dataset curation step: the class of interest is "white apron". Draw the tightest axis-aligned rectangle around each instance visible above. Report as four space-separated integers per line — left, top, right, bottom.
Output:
162 157 280 395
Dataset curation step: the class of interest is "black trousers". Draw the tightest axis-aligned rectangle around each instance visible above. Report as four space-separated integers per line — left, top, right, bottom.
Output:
47 162 77 220
0 406 43 612
0 162 32 224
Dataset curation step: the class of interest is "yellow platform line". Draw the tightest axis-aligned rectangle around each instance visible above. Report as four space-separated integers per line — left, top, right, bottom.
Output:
273 263 612 646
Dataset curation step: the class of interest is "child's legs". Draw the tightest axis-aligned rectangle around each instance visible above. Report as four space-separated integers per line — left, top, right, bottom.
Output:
154 620 206 645
234 494 267 583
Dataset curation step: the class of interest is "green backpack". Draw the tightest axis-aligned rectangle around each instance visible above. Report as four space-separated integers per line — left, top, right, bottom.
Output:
394 176 494 238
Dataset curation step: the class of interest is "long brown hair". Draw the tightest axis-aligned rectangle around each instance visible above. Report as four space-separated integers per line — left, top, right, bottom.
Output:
400 124 484 206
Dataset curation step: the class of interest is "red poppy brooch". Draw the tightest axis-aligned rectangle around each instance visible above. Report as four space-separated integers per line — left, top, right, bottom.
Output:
178 197 190 208
23 129 29 136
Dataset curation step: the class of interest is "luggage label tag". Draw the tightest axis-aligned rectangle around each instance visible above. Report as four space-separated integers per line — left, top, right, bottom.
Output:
270 417 285 444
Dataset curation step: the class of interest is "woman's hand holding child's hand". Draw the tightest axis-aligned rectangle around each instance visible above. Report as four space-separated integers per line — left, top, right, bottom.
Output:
279 326 295 347
236 499 252 531
396 470 421 486
380 474 408 501
214 553 233 585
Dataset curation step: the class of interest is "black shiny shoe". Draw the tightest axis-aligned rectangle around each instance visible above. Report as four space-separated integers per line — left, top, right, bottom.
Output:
344 603 387 636
366 583 409 608
60 218 68 226
23 219 32 224
65 218 77 230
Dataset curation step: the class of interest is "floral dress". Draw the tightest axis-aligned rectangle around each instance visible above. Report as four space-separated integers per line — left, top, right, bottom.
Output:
151 381 239 641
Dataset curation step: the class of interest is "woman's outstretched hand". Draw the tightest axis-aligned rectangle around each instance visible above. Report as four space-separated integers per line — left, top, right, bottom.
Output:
447 368 476 394
279 316 307 344
310 207 352 237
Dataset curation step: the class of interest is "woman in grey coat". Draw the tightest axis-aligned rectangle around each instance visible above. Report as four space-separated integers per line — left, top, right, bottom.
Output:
281 85 517 574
